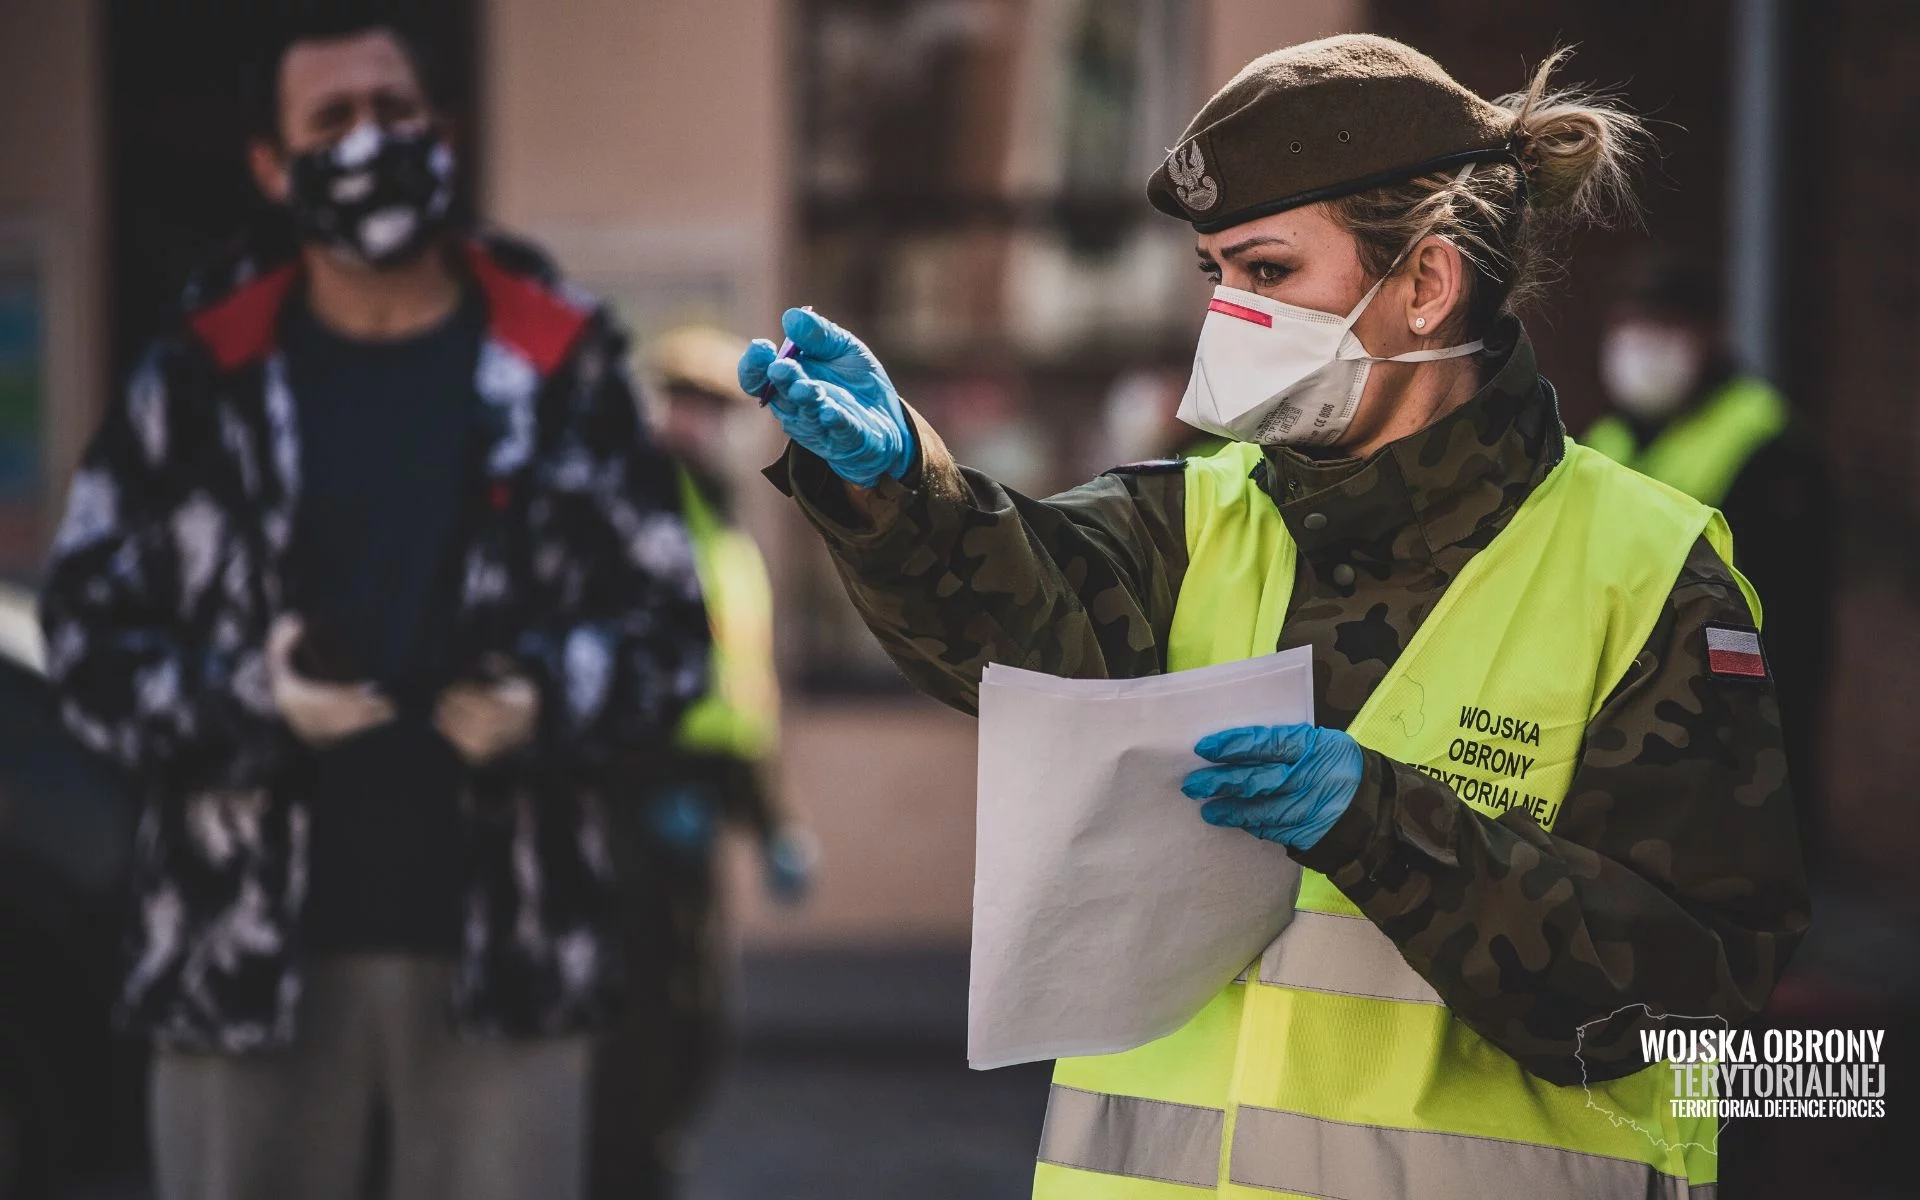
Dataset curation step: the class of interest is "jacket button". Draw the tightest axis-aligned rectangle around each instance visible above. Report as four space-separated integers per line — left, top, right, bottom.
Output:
1302 511 1328 532
1331 564 1356 587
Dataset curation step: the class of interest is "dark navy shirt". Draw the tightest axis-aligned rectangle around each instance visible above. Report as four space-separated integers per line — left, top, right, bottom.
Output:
281 286 484 955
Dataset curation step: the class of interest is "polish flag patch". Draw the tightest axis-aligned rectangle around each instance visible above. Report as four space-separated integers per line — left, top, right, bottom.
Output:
1705 623 1768 680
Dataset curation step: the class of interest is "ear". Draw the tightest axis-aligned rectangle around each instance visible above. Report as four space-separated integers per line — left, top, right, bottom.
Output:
248 139 291 205
1401 234 1468 340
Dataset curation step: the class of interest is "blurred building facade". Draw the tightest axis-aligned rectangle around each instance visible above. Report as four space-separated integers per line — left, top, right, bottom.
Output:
1 0 1916 961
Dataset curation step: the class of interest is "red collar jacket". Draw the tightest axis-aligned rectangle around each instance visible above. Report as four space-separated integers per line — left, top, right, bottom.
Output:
40 233 711 1051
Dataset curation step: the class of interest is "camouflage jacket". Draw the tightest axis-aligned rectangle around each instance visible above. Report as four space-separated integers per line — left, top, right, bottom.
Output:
42 233 710 1051
771 321 1809 1085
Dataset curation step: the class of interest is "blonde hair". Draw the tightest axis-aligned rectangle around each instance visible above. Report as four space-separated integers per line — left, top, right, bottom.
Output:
1326 48 1648 335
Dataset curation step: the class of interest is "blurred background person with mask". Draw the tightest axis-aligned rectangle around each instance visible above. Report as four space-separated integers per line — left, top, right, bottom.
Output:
35 11 710 1200
1585 251 1832 853
591 324 816 1200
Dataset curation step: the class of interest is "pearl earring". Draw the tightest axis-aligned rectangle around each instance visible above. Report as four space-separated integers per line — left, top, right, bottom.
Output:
1414 316 1427 330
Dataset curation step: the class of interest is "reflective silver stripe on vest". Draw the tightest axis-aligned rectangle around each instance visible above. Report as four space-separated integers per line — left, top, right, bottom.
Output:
1230 1105 1700 1200
1256 909 1444 1005
1038 1085 1222 1189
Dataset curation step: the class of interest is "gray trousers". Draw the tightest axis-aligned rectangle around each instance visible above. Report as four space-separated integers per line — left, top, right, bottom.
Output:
150 955 589 1200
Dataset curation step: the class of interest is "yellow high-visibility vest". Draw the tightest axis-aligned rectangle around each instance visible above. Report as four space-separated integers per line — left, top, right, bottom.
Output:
675 469 779 760
1036 439 1756 1200
1583 377 1788 508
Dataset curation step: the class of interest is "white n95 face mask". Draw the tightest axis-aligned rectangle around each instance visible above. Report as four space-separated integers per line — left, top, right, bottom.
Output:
1600 324 1701 421
1176 278 1486 447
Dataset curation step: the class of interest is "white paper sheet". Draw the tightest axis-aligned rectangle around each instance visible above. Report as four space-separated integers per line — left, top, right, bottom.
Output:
968 647 1314 1069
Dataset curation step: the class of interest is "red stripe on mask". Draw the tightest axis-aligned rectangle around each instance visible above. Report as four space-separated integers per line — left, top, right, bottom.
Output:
1208 297 1273 327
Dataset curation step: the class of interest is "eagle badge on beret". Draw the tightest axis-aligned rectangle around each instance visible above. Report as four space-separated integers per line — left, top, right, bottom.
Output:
1168 140 1218 212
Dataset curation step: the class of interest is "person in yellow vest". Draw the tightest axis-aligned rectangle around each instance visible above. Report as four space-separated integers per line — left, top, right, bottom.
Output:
744 35 1808 1200
590 324 816 1198
1586 251 1832 855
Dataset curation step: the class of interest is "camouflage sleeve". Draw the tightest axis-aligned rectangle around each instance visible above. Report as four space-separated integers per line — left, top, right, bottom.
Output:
1293 536 1812 1085
765 406 1187 713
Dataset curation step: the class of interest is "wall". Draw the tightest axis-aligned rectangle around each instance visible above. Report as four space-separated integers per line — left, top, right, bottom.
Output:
736 0 1364 949
1204 0 1362 90
726 699 984 946
484 0 1369 952
1791 0 1920 887
0 0 105 561
484 0 787 333
486 0 983 949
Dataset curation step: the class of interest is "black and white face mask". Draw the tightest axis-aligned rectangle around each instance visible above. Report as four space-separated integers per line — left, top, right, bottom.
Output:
285 122 456 269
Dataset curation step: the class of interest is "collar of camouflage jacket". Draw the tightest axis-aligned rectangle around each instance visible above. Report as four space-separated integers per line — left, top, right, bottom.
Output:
1255 317 1565 570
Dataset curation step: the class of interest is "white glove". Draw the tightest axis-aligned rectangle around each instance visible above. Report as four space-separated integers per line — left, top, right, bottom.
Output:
266 615 396 747
434 669 540 766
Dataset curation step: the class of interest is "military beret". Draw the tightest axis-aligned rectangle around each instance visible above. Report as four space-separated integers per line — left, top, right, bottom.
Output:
1147 34 1520 233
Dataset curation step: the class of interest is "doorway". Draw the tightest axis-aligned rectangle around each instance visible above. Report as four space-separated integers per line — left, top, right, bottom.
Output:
105 0 481 379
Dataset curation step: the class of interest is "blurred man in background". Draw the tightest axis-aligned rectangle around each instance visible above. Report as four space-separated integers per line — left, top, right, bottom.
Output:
1585 251 1832 853
591 325 815 1198
37 13 710 1200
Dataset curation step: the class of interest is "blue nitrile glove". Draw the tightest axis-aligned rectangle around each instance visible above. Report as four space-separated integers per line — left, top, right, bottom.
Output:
648 784 719 856
1181 725 1364 851
737 307 915 488
761 824 820 906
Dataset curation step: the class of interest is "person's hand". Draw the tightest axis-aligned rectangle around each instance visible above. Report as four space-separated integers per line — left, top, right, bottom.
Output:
434 670 540 767
267 615 396 747
761 824 820 905
738 308 914 488
1180 725 1363 851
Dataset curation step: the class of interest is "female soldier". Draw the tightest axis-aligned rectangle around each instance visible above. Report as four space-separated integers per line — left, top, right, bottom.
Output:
744 35 1806 1200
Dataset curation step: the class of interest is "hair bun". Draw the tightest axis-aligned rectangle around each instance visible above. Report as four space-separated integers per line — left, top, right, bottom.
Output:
1493 48 1646 218
1509 124 1539 171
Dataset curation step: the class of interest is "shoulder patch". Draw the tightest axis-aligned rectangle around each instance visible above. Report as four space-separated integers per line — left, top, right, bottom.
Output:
1704 622 1769 681
1105 458 1186 476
